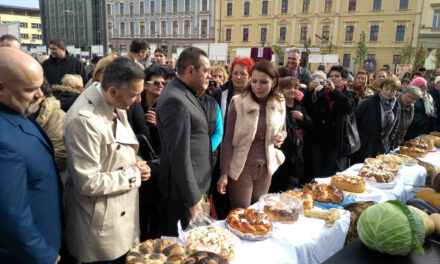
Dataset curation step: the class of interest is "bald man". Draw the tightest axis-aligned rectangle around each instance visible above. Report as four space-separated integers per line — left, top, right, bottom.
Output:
0 47 61 264
0 34 20 49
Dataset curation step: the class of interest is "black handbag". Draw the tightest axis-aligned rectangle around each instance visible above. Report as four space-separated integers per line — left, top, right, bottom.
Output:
343 113 361 155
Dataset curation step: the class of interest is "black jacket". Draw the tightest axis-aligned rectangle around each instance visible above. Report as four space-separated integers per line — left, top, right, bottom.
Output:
429 87 440 128
391 94 414 149
304 86 356 170
42 52 88 86
405 96 438 140
156 77 212 208
352 93 401 163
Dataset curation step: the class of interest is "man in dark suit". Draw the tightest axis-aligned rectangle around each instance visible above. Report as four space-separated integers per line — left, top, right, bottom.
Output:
0 47 61 263
156 47 212 235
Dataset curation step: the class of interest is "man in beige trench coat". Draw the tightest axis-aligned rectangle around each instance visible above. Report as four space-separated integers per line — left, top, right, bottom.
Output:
63 57 151 263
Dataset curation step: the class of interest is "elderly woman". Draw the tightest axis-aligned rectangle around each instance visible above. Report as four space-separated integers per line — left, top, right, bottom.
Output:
405 77 438 140
217 60 286 209
212 57 254 124
210 64 229 89
352 78 401 163
391 86 423 149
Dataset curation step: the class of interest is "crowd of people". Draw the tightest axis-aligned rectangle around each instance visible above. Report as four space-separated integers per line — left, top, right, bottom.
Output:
1 34 439 264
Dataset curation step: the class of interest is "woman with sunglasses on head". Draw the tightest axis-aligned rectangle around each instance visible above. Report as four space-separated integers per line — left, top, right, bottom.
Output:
126 65 167 240
217 60 286 209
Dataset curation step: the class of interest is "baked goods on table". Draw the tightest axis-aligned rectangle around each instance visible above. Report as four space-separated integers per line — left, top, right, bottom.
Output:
430 131 440 137
425 133 440 146
125 239 186 264
226 208 272 237
417 135 436 151
282 190 314 210
302 183 344 204
186 226 238 261
399 146 427 158
376 155 404 167
182 251 228 264
404 138 429 151
330 174 366 193
303 208 341 227
259 194 303 223
395 154 419 165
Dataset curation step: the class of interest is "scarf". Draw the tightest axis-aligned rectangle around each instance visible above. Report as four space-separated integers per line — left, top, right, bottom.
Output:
379 92 396 135
325 85 345 112
422 91 435 117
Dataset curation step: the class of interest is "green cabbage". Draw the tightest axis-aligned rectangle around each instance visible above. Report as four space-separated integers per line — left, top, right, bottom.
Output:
357 200 425 255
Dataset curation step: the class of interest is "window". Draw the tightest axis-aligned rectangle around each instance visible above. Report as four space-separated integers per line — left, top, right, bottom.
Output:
302 0 310 13
161 21 167 35
107 4 111 15
243 28 249 41
130 3 134 15
365 54 376 69
185 0 190 12
281 0 288 13
300 26 308 42
173 0 178 12
226 28 232 41
19 22 28 28
14 10 25 15
108 22 113 36
120 3 124 14
370 25 379 41
140 22 145 36
0 10 11 14
244 2 250 16
345 26 354 41
343 54 351 68
120 45 126 54
325 0 332 12
202 0 208 11
32 34 42 40
31 23 41 29
280 27 286 41
173 21 178 36
395 25 405 41
184 20 190 35
120 21 125 36
348 0 356 11
373 0 381 11
130 21 135 36
150 1 155 13
322 26 330 41
262 1 268 14
162 0 166 12
201 20 207 36
227 3 232 16
28 11 38 16
150 21 155 35
261 27 267 42
399 0 409 10
433 10 440 27
20 33 28 39
140 2 144 14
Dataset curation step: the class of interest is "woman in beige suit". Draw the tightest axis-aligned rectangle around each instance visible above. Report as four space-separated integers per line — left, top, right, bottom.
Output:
217 60 286 209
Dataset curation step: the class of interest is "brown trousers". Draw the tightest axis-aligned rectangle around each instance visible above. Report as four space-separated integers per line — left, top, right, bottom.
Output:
229 165 271 209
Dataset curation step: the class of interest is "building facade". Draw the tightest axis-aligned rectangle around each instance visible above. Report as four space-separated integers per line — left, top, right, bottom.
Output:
39 0 107 51
418 0 440 49
216 0 422 72
0 5 43 47
107 0 215 56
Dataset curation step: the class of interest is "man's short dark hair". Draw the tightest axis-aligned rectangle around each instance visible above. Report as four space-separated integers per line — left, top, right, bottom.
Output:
101 57 145 91
0 34 18 42
327 65 348 79
91 56 102 65
40 78 52 96
382 64 390 71
49 39 66 49
317 64 326 71
130 39 148 53
144 65 167 81
176 47 208 75
154 47 165 55
419 67 427 72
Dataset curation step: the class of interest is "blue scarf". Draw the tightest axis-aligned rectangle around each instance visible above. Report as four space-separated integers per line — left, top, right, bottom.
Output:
379 92 396 133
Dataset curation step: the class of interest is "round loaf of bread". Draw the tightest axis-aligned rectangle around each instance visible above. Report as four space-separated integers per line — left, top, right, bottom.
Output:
282 190 313 210
261 195 303 223
183 251 228 264
418 135 436 150
330 174 365 193
399 146 426 158
226 208 272 236
125 239 186 264
302 183 344 204
404 139 429 150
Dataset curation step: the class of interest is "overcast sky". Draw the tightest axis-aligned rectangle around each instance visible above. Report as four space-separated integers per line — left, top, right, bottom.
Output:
2 0 39 9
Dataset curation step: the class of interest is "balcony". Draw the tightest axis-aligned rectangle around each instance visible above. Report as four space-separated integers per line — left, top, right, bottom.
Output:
419 26 440 36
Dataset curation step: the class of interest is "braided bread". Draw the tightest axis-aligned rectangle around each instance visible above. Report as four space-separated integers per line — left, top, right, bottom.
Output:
302 183 344 204
404 139 429 150
183 251 228 264
282 190 313 210
125 239 186 264
330 174 365 193
226 208 272 236
399 146 426 158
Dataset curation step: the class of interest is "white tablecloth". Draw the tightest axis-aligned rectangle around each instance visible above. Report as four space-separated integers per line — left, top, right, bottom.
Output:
219 210 351 264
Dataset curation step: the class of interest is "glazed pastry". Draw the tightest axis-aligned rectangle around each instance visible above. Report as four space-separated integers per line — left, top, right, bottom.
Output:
302 183 344 204
330 174 366 193
399 146 426 158
125 239 186 264
183 251 228 264
226 208 272 236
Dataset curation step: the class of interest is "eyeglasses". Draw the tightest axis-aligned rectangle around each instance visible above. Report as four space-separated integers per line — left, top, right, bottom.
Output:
145 81 167 87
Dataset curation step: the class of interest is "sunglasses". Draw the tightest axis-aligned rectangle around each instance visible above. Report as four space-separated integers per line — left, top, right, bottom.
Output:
145 81 167 87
